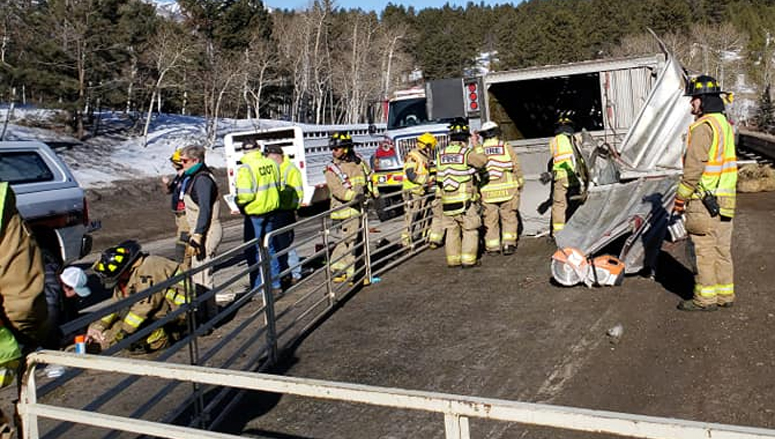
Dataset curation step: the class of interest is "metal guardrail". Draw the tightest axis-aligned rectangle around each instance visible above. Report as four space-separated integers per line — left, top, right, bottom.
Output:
20 351 775 439
31 188 435 438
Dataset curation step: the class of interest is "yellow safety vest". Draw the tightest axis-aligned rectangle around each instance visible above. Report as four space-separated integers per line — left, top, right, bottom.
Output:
402 149 430 195
437 142 477 216
678 113 737 217
550 133 576 180
279 157 304 211
235 151 280 216
478 138 520 203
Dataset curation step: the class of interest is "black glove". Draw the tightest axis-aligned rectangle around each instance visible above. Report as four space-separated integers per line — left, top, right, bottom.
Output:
353 192 366 205
189 233 206 261
539 172 552 185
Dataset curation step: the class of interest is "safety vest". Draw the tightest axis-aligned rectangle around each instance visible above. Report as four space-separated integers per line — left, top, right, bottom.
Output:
402 149 431 195
478 138 520 203
0 183 25 386
550 134 576 180
235 151 280 216
279 157 303 211
679 113 737 217
437 142 477 216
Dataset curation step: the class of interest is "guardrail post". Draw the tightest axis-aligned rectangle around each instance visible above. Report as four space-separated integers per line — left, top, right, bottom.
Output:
259 245 278 365
183 272 206 428
363 203 373 284
20 358 40 439
443 413 470 439
321 215 335 306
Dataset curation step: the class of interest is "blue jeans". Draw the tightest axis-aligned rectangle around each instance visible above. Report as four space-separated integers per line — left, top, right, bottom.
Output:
244 213 281 290
274 210 301 280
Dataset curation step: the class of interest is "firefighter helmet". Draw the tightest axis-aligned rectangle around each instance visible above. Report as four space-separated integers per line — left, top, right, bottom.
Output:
170 149 183 167
329 132 353 150
448 120 470 137
479 121 499 139
417 132 437 149
556 116 574 127
93 240 143 282
686 75 723 97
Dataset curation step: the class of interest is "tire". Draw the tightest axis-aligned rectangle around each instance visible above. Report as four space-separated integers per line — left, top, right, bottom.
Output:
373 193 403 222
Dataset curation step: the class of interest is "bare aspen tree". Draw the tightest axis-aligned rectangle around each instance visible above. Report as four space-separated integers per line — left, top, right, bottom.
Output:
243 34 277 121
274 12 311 122
142 23 192 147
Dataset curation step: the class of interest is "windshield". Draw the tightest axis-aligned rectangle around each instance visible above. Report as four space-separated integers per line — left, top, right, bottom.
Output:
387 98 431 130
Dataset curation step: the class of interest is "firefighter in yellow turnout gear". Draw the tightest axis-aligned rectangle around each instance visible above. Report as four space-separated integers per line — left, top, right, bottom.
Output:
437 121 487 268
88 240 191 352
550 117 581 234
674 75 737 311
475 121 524 255
325 133 378 283
401 132 437 247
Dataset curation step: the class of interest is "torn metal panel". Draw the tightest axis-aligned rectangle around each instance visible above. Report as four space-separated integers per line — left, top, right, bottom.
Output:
616 54 693 175
556 176 678 273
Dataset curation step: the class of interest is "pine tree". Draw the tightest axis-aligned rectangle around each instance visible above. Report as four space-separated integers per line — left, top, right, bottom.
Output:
756 84 775 134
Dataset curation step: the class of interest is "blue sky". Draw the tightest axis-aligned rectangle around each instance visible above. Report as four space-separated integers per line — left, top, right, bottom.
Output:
264 0 517 12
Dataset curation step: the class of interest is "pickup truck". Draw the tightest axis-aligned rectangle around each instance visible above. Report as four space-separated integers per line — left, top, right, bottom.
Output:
0 141 95 263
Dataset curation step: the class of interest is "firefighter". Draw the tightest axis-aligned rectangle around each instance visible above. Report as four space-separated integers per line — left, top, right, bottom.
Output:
0 182 48 392
87 240 190 352
475 121 524 255
549 116 581 234
401 132 436 248
674 75 737 311
179 145 222 290
235 141 281 293
161 149 191 267
437 120 487 268
325 132 378 283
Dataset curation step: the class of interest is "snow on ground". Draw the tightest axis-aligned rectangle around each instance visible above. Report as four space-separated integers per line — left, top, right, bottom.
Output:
1 108 295 189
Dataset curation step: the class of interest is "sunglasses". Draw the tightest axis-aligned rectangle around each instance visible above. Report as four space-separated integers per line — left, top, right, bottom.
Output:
180 157 194 163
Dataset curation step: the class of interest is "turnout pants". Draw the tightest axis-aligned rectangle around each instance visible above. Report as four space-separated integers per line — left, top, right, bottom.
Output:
401 192 428 246
443 204 481 267
331 217 360 278
174 212 191 268
428 195 445 246
685 201 735 306
482 195 520 251
551 176 580 234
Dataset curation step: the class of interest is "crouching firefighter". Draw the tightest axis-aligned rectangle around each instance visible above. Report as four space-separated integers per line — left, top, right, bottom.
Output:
88 240 192 352
437 120 487 268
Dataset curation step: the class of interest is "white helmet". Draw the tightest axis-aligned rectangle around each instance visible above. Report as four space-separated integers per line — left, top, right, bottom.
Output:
480 121 498 132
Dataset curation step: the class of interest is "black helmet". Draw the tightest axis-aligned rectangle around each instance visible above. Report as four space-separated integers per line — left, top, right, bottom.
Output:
686 75 723 97
448 120 470 138
93 240 143 282
329 132 353 150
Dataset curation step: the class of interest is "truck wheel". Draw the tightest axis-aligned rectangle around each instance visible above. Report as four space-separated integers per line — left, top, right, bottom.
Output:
374 195 402 222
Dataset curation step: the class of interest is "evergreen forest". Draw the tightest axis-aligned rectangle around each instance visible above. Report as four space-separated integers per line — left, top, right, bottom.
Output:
2 0 775 138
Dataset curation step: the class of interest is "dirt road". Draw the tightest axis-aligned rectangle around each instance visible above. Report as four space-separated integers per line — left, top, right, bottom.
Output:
215 191 775 438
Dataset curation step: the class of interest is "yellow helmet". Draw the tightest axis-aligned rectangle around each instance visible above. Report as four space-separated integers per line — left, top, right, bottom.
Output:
417 133 437 149
170 149 182 165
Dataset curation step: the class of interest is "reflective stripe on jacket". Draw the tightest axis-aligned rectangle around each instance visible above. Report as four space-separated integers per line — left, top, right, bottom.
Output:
678 113 737 217
325 158 367 220
235 151 281 216
402 149 431 194
550 133 576 180
437 142 480 216
279 157 304 211
477 138 523 203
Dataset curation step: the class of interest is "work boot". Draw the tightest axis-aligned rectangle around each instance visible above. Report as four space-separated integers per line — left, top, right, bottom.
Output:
486 250 500 257
677 300 718 312
333 273 348 283
429 242 441 250
502 244 516 256
717 301 734 308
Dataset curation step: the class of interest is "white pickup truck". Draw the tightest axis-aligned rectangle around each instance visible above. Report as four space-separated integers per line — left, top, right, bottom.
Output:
0 140 95 263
